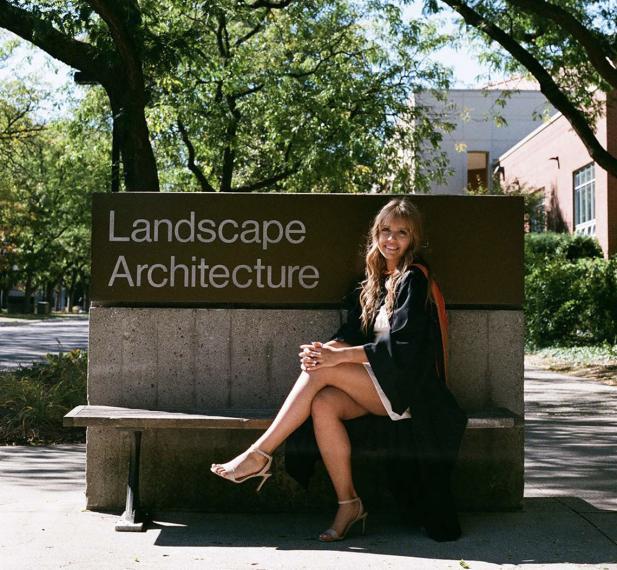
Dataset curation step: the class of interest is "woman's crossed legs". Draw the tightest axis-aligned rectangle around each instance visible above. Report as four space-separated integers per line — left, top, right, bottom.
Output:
211 356 388 536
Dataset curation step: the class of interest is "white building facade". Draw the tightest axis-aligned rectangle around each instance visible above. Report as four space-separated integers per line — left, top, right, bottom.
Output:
415 88 554 194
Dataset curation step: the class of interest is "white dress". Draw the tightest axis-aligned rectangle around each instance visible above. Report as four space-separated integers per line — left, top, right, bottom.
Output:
363 304 412 421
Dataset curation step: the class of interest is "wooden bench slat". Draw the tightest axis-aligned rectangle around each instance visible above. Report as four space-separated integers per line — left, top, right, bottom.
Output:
63 405 521 430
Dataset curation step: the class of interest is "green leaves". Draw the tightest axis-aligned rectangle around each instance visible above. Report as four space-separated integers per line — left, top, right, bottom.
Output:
0 76 109 300
429 0 617 178
143 0 453 193
524 233 617 348
0 349 87 444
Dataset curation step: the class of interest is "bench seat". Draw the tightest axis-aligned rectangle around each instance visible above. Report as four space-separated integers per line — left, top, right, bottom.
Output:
63 404 522 532
64 404 521 431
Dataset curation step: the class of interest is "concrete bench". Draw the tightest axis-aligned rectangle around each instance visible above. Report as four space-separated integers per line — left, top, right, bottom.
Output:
64 404 522 531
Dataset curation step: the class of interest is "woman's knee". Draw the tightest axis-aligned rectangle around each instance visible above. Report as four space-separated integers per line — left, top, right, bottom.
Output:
302 366 329 388
311 386 343 418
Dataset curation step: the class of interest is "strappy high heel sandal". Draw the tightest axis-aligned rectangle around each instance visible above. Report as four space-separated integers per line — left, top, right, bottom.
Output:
210 445 273 493
318 497 368 542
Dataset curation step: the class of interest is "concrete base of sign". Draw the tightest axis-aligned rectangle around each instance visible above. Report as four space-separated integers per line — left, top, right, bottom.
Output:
85 307 524 512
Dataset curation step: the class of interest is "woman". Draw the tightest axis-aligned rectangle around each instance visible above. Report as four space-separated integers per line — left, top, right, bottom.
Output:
211 198 467 542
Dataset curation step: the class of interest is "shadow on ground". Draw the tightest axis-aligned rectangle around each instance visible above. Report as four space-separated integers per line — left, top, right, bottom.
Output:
146 497 617 566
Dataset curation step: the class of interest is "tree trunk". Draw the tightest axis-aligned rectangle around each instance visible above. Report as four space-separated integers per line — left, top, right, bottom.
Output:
23 273 33 314
108 86 160 192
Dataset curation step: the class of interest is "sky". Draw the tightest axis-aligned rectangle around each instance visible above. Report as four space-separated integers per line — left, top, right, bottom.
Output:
400 1 507 88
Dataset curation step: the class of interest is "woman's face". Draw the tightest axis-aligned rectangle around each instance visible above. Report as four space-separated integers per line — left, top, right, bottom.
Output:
377 216 412 271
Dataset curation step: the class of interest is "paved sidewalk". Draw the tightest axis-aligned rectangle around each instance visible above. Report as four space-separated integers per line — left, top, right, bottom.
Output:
1 368 616 569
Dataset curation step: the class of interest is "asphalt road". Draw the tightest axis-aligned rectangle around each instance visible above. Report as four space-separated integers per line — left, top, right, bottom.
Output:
0 316 89 370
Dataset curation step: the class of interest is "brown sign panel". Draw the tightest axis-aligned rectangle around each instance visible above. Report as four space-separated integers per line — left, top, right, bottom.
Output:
91 193 523 307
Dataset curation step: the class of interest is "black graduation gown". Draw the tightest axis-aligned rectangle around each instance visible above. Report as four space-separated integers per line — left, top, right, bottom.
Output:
285 265 468 541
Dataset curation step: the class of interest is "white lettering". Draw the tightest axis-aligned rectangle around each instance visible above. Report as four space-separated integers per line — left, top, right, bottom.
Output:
108 255 134 286
136 264 149 287
266 265 285 288
210 264 230 288
175 211 195 243
169 256 189 287
154 218 173 242
240 220 260 244
285 220 306 244
131 219 151 243
106 257 321 290
197 219 216 243
299 265 319 289
262 220 283 250
219 219 239 244
108 210 130 242
254 258 266 288
287 265 300 286
231 265 252 288
191 256 197 287
147 264 168 287
198 258 209 287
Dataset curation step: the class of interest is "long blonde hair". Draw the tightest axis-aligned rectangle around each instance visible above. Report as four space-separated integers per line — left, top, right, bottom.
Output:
360 198 426 332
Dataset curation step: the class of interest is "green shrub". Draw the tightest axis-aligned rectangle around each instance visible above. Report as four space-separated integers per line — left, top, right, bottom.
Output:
524 232 602 270
525 257 617 348
560 235 603 261
0 349 87 444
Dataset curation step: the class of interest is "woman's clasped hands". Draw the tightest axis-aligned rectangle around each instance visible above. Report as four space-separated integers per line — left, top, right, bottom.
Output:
299 341 342 372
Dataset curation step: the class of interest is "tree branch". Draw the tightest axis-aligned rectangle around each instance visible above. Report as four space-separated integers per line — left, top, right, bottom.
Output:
246 0 294 9
284 23 357 79
234 11 269 47
177 120 216 193
440 0 617 177
86 0 143 92
230 83 265 100
220 95 240 192
506 0 617 90
233 165 299 192
0 0 107 78
216 12 229 59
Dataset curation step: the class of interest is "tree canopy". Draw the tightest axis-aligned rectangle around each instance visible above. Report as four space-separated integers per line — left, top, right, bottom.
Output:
0 0 454 193
0 79 109 309
2 0 616 188
146 1 452 193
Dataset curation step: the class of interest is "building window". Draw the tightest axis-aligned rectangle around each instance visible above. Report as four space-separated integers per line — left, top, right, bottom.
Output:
573 163 595 236
467 151 489 191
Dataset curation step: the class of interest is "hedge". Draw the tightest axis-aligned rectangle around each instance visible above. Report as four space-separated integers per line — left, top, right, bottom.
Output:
524 233 617 348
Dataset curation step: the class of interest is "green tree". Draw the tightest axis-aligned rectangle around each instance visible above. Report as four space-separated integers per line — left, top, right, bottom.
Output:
147 0 453 193
0 82 109 310
0 0 300 192
1 1 454 194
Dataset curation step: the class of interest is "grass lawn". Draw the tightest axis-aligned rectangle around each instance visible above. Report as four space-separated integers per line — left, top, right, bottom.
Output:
526 345 617 386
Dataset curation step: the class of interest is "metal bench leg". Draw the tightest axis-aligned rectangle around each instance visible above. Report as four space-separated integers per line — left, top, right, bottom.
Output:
116 430 145 532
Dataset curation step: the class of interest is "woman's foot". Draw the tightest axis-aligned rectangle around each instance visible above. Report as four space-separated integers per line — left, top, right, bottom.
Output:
210 446 272 488
319 497 367 542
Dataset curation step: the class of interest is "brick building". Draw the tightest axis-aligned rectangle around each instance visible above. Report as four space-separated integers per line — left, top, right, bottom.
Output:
498 94 617 257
